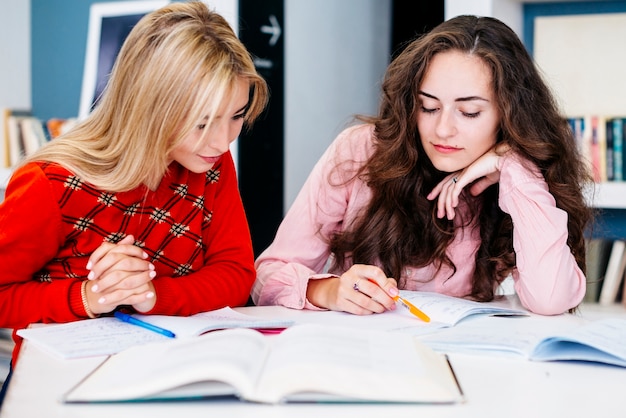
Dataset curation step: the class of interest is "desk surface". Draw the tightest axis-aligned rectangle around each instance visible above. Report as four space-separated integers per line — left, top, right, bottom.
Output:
2 300 626 418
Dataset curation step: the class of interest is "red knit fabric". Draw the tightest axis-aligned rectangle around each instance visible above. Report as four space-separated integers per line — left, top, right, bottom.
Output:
0 152 255 363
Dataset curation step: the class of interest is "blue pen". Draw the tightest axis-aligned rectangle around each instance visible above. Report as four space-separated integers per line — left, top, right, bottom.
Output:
114 311 176 338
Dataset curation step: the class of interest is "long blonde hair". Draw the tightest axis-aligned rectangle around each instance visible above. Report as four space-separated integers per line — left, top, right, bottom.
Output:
23 1 268 191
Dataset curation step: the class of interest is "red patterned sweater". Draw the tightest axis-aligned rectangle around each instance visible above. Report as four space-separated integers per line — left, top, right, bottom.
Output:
0 152 255 363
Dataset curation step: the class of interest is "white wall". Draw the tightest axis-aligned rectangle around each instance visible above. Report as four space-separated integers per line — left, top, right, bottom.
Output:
445 0 524 36
284 0 391 208
0 1 30 110
534 13 626 117
445 0 593 38
0 1 30 187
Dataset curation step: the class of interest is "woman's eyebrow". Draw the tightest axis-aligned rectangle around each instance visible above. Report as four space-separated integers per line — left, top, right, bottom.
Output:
418 90 489 103
234 103 248 114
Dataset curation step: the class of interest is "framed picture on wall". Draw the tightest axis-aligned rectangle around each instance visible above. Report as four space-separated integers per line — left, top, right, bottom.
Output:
78 1 168 119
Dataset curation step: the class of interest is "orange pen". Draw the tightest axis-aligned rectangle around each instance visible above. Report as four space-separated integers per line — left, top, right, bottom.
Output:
367 279 430 322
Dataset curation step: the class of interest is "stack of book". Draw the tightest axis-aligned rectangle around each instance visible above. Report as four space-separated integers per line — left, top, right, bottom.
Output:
569 115 626 183
0 108 77 169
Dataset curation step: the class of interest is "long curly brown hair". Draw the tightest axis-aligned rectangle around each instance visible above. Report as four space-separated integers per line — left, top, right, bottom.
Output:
329 15 593 302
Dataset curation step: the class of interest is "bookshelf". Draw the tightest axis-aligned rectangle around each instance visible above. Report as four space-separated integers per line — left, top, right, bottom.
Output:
529 4 626 305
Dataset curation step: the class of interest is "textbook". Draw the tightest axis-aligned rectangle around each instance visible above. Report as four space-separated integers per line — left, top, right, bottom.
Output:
17 307 294 359
419 316 626 368
397 291 528 326
63 324 464 404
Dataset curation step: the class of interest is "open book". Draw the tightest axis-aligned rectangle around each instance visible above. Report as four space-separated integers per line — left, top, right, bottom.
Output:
63 323 464 404
264 292 529 340
17 307 294 359
397 291 528 326
419 316 626 368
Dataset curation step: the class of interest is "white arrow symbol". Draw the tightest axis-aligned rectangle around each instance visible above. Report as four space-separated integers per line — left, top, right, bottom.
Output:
260 15 281 46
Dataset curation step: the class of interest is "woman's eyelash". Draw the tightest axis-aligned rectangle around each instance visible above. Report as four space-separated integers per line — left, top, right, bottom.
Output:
196 112 245 129
420 106 480 118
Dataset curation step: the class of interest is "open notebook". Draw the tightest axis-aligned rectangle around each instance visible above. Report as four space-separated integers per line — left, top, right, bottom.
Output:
17 307 293 359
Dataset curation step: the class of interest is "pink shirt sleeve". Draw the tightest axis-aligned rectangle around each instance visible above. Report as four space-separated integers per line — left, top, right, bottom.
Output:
498 154 586 315
252 125 374 309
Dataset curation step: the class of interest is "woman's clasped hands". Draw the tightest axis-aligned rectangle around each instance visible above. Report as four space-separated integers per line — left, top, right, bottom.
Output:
84 235 157 315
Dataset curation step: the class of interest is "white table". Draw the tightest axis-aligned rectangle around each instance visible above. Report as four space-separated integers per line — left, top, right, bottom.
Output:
2 301 626 418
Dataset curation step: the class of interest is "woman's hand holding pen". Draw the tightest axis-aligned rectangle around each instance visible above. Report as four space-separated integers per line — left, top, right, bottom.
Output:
84 235 157 315
427 143 510 220
306 264 398 315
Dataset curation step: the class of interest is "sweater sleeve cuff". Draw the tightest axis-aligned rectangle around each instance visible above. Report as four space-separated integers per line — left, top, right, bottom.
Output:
69 280 89 318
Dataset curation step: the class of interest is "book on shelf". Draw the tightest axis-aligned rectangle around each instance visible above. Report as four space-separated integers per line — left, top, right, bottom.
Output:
612 117 624 181
46 117 77 139
17 307 294 359
584 238 612 303
6 115 23 167
0 109 8 168
569 116 585 158
419 315 626 368
588 115 607 182
62 323 464 405
19 116 49 156
605 117 614 181
4 109 32 168
598 239 626 305
0 108 30 168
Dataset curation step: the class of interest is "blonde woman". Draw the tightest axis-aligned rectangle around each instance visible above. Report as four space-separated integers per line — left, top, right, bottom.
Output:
0 1 268 371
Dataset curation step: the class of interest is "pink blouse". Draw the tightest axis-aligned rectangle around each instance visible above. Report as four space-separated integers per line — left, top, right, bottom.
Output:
252 124 586 315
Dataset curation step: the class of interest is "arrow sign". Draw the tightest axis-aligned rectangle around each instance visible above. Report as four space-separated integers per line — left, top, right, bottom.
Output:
260 15 281 46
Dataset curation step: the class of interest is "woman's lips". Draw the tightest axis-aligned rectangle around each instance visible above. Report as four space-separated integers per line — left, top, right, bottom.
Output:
433 144 460 154
201 155 222 164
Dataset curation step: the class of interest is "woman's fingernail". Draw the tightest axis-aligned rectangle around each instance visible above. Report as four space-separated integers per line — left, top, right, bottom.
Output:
86 261 92 270
87 271 95 280
91 284 98 292
149 271 157 278
143 252 149 259
98 297 106 304
146 292 155 299
149 263 155 270
389 287 399 297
